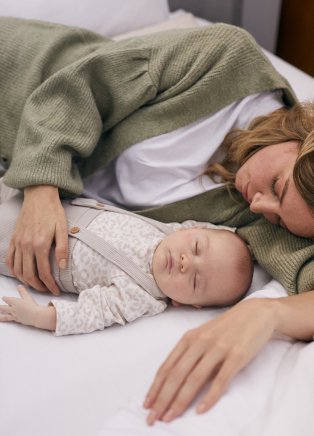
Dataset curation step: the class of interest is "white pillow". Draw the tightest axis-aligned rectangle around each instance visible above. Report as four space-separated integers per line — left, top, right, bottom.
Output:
0 0 170 36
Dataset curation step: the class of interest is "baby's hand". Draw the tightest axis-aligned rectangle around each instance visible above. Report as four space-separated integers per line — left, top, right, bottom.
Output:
0 285 40 327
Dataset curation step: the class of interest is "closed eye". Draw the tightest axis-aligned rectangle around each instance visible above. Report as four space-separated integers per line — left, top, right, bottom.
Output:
193 273 197 291
271 176 279 197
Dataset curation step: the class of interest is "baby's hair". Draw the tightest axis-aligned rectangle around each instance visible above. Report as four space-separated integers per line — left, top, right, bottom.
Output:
231 233 254 302
209 230 254 307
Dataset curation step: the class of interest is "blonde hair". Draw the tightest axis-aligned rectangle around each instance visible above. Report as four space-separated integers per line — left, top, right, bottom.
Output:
204 100 314 209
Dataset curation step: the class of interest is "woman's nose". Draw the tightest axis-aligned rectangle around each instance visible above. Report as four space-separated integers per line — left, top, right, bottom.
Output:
249 192 279 225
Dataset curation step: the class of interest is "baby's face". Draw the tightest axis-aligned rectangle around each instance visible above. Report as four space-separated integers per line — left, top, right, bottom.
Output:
152 227 247 307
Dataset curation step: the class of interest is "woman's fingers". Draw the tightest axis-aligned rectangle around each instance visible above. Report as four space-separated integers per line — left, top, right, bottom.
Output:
5 185 64 295
22 248 47 291
145 329 220 425
35 241 60 295
147 338 230 424
7 233 50 292
158 355 218 422
5 242 15 276
144 336 188 409
55 213 69 270
12 244 23 282
196 350 245 414
144 299 277 425
147 350 203 424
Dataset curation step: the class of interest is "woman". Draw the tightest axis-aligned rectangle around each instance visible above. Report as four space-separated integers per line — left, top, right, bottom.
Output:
0 17 313 420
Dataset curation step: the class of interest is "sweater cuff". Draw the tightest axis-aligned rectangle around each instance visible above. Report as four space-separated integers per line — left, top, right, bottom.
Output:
297 260 314 293
4 150 83 195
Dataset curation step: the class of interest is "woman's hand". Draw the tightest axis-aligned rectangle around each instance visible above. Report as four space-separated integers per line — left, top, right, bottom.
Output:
144 298 278 425
6 185 68 295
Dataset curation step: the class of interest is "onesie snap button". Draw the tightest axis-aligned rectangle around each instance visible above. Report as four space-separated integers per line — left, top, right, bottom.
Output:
70 226 80 234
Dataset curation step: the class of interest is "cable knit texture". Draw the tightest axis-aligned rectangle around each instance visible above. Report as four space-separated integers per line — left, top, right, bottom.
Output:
0 17 312 294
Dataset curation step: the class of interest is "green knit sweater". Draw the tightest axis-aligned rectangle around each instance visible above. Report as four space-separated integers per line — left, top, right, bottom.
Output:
0 17 313 294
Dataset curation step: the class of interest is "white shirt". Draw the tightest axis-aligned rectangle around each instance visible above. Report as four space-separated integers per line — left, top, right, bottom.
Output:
83 91 283 208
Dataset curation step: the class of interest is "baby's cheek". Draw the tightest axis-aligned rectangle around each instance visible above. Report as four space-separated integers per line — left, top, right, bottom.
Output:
172 277 188 300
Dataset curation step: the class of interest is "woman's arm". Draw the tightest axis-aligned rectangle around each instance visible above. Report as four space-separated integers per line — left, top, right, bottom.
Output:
144 291 314 425
6 185 68 295
0 285 56 331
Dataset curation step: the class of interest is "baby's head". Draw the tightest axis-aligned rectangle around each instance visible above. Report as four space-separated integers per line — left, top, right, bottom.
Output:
152 227 253 308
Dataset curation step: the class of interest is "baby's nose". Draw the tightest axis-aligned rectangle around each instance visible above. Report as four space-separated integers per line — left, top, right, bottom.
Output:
180 254 189 273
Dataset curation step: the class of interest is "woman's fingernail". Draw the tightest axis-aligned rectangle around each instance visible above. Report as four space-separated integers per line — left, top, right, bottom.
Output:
162 409 174 422
59 259 67 269
146 410 157 426
196 402 207 414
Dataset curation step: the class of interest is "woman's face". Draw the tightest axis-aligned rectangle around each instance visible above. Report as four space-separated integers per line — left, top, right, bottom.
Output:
235 141 314 238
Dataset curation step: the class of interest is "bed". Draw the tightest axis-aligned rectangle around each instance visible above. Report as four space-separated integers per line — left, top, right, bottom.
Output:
1 1 314 435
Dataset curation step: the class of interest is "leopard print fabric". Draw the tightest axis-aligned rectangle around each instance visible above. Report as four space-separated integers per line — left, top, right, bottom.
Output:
50 211 167 336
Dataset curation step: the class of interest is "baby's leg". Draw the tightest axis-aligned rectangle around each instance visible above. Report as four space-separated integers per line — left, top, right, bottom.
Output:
0 177 20 204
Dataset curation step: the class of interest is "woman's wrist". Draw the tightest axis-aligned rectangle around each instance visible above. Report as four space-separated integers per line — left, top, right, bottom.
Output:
24 184 59 199
263 291 314 341
241 297 279 332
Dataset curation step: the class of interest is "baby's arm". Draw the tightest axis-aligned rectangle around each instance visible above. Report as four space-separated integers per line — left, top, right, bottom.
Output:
0 285 56 331
50 277 167 336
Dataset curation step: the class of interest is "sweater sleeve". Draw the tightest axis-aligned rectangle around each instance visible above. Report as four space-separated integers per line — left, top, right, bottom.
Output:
4 39 157 194
3 20 296 194
49 278 167 336
237 217 314 295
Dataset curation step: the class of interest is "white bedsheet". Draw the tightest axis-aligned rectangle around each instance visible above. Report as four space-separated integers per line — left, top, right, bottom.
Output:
97 284 314 436
1 270 314 436
1 12 314 436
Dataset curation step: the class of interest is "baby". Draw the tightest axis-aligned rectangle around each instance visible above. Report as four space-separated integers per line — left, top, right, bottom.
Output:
0 195 253 336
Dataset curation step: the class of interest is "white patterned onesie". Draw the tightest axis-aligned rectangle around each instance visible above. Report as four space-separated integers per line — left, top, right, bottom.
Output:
49 211 170 336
